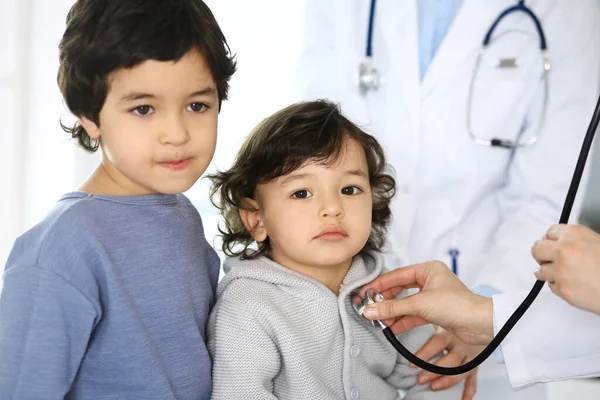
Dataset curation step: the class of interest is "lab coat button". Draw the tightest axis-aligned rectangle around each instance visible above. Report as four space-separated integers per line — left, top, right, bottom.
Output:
402 184 411 194
350 345 360 358
351 388 360 399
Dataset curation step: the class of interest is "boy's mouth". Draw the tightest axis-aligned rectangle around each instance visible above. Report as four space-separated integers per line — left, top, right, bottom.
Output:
315 226 348 241
159 158 192 171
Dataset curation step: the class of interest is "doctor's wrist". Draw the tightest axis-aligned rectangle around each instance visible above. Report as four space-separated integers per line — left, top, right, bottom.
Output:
477 296 494 345
459 295 494 346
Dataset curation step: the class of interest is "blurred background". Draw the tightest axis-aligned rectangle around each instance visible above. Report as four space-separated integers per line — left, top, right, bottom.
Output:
1 0 599 398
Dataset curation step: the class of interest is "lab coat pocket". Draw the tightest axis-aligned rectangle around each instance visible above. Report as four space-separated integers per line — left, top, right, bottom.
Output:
467 33 545 147
467 63 534 145
450 76 525 175
448 48 542 175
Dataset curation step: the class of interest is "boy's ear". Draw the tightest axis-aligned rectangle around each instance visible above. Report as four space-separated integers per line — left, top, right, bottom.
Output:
79 116 101 139
239 198 267 242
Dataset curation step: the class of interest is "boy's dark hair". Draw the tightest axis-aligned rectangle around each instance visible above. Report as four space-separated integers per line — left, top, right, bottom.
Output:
209 100 396 259
57 0 236 152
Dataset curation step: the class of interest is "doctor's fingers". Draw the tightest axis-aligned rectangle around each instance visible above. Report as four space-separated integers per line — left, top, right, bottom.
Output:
543 224 566 240
360 278 408 299
380 286 411 301
412 329 456 369
416 352 471 389
415 329 468 380
461 373 478 400
378 284 426 305
543 223 594 241
361 261 449 297
386 315 429 335
364 294 425 321
419 353 478 399
360 268 419 297
534 263 557 284
531 239 560 264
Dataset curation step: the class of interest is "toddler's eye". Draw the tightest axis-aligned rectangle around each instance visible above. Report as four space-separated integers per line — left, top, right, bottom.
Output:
187 102 207 112
342 186 362 195
132 105 154 116
291 189 313 199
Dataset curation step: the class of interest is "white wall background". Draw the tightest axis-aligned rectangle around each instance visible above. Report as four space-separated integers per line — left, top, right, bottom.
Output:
0 0 29 270
1 0 600 397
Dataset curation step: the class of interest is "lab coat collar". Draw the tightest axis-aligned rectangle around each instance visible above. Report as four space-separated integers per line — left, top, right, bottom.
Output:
378 0 420 126
421 0 514 96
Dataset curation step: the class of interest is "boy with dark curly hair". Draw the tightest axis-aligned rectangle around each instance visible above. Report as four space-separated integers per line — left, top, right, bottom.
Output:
208 100 459 399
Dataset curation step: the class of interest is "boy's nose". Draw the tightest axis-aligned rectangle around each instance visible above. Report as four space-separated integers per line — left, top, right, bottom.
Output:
160 115 190 146
320 196 344 218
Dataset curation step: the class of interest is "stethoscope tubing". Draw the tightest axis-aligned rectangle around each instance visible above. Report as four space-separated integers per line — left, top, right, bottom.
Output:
355 0 598 374
383 89 600 375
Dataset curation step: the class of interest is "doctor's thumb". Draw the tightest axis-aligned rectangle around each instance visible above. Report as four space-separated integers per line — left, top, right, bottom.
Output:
364 297 420 320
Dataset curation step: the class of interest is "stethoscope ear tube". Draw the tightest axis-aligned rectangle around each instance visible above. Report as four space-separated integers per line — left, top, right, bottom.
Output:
386 91 600 376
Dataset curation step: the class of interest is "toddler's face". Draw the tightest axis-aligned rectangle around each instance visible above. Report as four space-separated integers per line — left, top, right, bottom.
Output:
252 138 373 273
81 49 219 195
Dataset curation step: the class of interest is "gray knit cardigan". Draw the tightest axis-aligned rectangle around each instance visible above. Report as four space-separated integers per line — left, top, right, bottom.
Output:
207 252 462 400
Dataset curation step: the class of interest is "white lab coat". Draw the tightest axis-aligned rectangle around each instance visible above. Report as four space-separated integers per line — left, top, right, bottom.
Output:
296 1 600 399
494 288 600 389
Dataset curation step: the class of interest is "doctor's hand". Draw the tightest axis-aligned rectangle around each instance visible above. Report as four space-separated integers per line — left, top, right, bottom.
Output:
533 224 600 316
360 261 494 346
412 326 480 400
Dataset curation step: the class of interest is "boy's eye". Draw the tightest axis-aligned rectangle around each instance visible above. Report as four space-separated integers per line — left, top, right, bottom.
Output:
187 102 207 112
132 105 154 116
341 186 363 195
291 189 313 199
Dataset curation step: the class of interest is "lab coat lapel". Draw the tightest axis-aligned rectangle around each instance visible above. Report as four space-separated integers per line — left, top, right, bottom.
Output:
375 1 420 261
421 0 510 96
378 0 420 132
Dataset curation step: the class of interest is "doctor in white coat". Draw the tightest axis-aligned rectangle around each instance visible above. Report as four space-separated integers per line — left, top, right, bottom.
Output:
297 1 600 399
360 224 600 390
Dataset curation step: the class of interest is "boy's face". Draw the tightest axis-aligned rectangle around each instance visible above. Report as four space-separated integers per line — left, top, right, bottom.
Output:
244 138 373 275
81 49 219 195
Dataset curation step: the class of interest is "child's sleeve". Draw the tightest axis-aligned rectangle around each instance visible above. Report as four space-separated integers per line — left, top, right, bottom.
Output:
0 267 98 399
385 324 464 399
208 297 281 399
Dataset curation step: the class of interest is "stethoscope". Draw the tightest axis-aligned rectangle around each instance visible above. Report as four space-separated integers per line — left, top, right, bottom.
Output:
358 0 551 149
351 90 600 375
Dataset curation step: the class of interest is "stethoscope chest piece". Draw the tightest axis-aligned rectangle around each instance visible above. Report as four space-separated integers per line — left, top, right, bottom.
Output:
358 59 380 97
351 289 386 328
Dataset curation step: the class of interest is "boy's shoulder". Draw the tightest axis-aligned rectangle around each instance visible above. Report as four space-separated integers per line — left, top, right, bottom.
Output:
214 256 331 313
215 261 282 306
14 192 99 249
14 191 205 251
7 192 180 268
5 192 212 293
15 192 119 243
3 193 110 294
